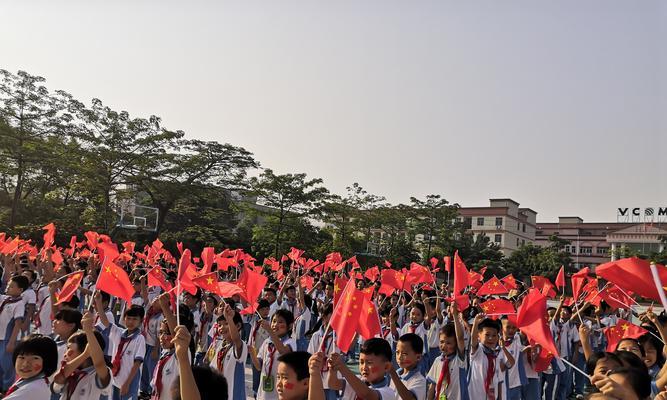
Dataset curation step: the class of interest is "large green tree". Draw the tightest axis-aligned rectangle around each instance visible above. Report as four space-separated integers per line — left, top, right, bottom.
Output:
407 194 461 261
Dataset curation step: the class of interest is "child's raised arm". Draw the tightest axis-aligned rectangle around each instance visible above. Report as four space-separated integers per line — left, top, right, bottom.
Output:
173 325 201 400
82 311 111 387
307 352 326 400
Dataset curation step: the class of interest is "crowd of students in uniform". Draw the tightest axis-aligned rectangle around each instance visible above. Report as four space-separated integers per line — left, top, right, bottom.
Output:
1 250 667 400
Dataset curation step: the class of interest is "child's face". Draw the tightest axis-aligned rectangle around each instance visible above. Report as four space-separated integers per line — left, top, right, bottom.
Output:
409 307 424 324
271 315 289 337
381 315 391 327
560 308 572 322
64 341 83 363
217 320 232 341
593 357 621 376
5 281 22 297
15 353 44 379
124 315 142 331
439 333 457 355
203 298 216 314
258 307 270 319
286 288 296 300
159 322 174 349
395 340 421 370
264 291 277 304
53 318 75 338
479 327 499 348
359 353 389 383
643 341 658 367
183 294 197 308
617 339 643 358
502 320 517 339
276 362 308 400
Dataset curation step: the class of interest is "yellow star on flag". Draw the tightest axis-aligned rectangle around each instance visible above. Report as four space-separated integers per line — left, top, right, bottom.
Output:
206 277 214 285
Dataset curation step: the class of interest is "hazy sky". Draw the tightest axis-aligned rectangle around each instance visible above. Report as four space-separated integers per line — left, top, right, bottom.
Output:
1 1 665 222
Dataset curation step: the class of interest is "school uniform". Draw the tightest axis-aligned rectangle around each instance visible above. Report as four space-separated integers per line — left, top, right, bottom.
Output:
468 345 507 400
3 373 50 400
51 365 113 400
0 295 25 389
279 298 299 317
101 323 146 400
256 336 296 400
208 339 248 399
34 284 52 336
427 352 469 400
248 316 270 395
308 328 342 400
94 309 116 362
118 295 144 326
389 368 427 400
549 319 579 400
425 318 442 371
292 306 311 352
141 310 163 395
500 334 525 400
150 350 179 400
340 374 396 400
399 321 429 375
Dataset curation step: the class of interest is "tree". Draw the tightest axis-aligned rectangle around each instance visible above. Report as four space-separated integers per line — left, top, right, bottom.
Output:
246 169 329 257
501 239 572 283
453 232 505 273
407 194 460 261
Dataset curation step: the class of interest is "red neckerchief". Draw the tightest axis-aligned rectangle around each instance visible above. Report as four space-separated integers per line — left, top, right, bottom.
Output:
152 351 174 399
409 323 417 333
216 342 233 374
436 355 452 398
4 375 48 396
483 349 497 398
0 296 22 315
111 336 132 376
142 308 161 336
34 295 49 328
265 342 277 376
64 368 88 400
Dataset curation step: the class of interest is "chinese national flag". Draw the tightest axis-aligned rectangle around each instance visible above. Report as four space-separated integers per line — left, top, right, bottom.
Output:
333 276 349 306
97 260 134 303
378 269 404 297
122 241 135 254
200 247 215 274
147 267 172 292
1 237 20 255
555 266 565 289
98 241 120 264
479 298 515 318
529 339 555 373
453 251 470 295
449 294 470 312
300 275 315 291
177 249 198 295
236 266 268 305
364 266 380 282
604 319 648 352
42 223 56 250
193 272 222 296
598 285 633 310
596 257 667 301
330 278 364 352
84 231 99 250
516 289 559 358
444 256 451 273
219 282 244 298
476 276 509 296
501 274 518 290
51 249 64 271
571 267 590 300
357 290 382 340
54 271 84 305
65 235 77 257
407 263 434 285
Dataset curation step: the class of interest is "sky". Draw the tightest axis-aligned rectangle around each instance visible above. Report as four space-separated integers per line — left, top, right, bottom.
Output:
1 1 665 222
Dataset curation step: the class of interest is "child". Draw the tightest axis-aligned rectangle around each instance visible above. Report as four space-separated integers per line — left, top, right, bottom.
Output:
206 302 247 399
307 303 340 400
4 334 58 399
52 309 83 365
95 293 146 400
252 309 296 400
195 294 217 366
276 351 311 400
390 333 428 400
292 286 312 352
324 338 395 400
400 302 430 374
0 274 29 391
249 299 271 396
468 315 515 400
51 311 112 399
549 302 580 400
34 268 53 336
426 303 467 400
140 298 164 398
499 317 524 400
94 292 116 363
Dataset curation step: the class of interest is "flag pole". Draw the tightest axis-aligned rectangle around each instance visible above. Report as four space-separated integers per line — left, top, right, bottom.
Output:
559 357 591 382
176 280 181 326
649 262 667 312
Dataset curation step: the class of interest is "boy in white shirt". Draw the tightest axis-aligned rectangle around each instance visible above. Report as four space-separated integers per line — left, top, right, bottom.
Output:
0 275 28 391
390 333 428 400
499 317 524 400
275 351 311 400
206 302 247 399
426 303 468 400
468 315 515 400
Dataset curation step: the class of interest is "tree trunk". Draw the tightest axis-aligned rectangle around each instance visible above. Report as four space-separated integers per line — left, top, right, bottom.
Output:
9 148 24 227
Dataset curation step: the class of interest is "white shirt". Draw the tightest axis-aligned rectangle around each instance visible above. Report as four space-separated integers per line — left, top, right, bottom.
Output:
292 307 311 344
468 345 507 400
390 368 427 400
0 295 25 339
209 340 248 399
35 288 53 336
400 321 429 353
4 374 50 400
426 319 442 348
21 288 36 307
502 334 523 389
100 324 146 388
143 312 163 347
150 351 179 400
341 375 396 400
52 365 112 400
256 336 296 400
427 353 468 400
551 319 579 359
308 329 342 390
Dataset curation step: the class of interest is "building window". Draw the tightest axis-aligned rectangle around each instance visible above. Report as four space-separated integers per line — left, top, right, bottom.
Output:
477 217 485 226
565 245 577 254
522 239 525 245
580 246 592 254
495 217 503 227
522 224 526 233
463 217 472 229
494 234 502 243
516 238 520 246
596 247 609 255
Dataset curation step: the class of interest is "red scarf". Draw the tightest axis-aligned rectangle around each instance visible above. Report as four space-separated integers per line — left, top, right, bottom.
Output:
64 369 88 400
484 351 497 399
111 336 132 376
152 352 174 400
435 356 451 398
216 343 232 374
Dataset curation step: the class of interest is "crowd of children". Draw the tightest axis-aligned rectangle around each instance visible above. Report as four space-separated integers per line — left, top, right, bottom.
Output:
1 246 667 400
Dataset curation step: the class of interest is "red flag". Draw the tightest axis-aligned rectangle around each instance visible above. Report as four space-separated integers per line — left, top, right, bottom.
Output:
51 249 64 271
288 247 305 262
529 339 555 373
84 231 99 250
364 266 380 282
479 298 515 317
218 282 244 298
300 275 315 291
571 267 589 300
65 235 77 256
449 294 470 312
479 266 488 277
147 267 172 292
599 285 634 310
42 223 56 250
97 260 135 303
379 269 405 297
236 266 268 305
596 257 667 301
443 256 451 273
333 276 349 305
555 266 565 289
176 242 184 256
604 319 648 352
177 249 198 295
407 263 434 285
122 241 135 254
98 241 120 264
1 237 20 255
201 247 215 274
476 276 510 296
193 272 222 296
357 290 382 340
429 257 439 270
516 289 559 358
453 251 469 295
501 274 518 290
329 278 363 352
54 271 84 305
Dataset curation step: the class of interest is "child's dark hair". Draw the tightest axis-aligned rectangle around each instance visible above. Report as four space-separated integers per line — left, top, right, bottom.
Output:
99 291 111 304
68 330 107 354
61 295 80 310
264 287 277 296
9 275 30 291
216 311 243 328
272 309 295 332
13 335 58 377
616 338 645 357
398 333 424 354
614 350 649 374
54 309 83 331
320 303 333 318
607 367 651 399
277 351 311 381
440 323 456 338
360 338 393 362
478 318 501 332
257 299 270 311
192 365 229 400
204 294 219 307
411 302 426 317
585 352 622 375
124 305 145 320
561 305 573 314
303 294 313 310
639 330 665 367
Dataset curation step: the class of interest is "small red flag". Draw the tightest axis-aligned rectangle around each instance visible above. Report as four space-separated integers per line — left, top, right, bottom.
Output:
201 247 215 274
193 272 222 296
236 266 268 305
555 266 565 289
429 257 438 269
599 285 634 310
1 237 20 255
329 278 364 352
333 276 349 306
364 266 380 282
147 267 172 292
476 276 509 296
300 275 315 291
571 267 589 300
54 271 84 305
479 298 515 318
443 256 451 273
97 260 135 303
122 241 135 254
596 257 667 302
501 274 518 290
604 319 648 352
84 231 99 250
516 289 559 358
42 223 56 250
357 290 382 340
453 251 470 295
177 249 198 295
51 249 64 271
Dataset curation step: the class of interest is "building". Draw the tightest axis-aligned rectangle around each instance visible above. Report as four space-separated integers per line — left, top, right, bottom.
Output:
457 198 538 256
535 217 667 269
